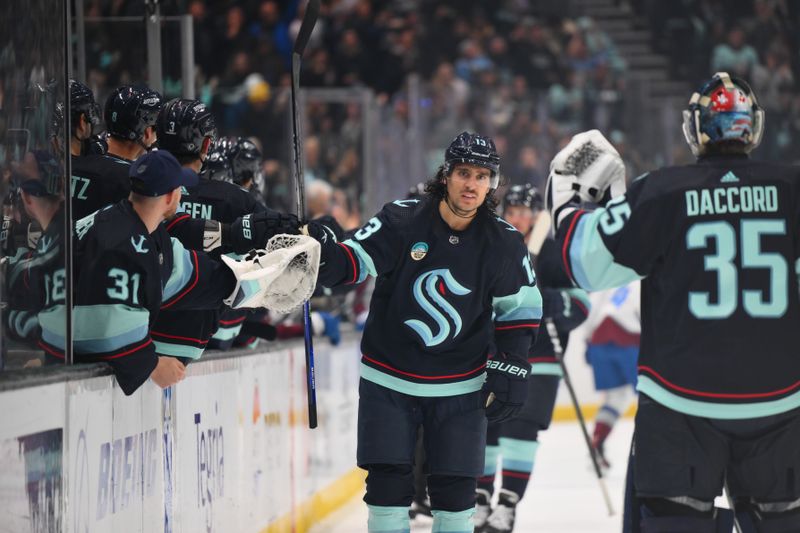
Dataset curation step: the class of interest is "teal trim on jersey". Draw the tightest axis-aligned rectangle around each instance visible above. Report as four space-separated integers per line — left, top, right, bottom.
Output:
9 310 38 338
492 285 543 323
211 323 243 341
795 258 800 283
569 210 643 291
40 304 149 353
360 363 486 397
637 376 800 419
431 509 475 533
530 363 563 377
565 288 591 312
367 505 410 533
342 238 376 283
8 247 60 289
163 238 195 301
499 437 540 465
153 341 205 360
484 444 499 475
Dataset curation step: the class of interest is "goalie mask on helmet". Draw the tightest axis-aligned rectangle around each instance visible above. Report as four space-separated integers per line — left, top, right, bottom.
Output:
682 71 765 157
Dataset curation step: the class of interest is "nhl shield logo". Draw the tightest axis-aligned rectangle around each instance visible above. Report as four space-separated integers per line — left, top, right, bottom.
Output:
410 242 428 261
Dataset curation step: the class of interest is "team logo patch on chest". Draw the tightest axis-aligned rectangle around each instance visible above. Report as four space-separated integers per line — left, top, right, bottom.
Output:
410 242 428 261
405 268 472 347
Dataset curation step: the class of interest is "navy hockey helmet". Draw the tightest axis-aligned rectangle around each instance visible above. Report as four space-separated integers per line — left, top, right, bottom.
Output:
104 85 163 141
200 140 233 182
504 183 543 212
70 79 101 130
682 72 764 156
156 98 218 158
228 137 262 186
18 150 64 198
444 131 500 188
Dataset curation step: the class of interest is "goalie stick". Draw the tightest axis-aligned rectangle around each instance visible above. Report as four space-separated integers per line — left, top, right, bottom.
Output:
291 0 321 429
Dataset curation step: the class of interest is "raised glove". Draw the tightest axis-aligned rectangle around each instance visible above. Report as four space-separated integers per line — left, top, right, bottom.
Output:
482 352 531 423
226 211 300 254
545 129 626 230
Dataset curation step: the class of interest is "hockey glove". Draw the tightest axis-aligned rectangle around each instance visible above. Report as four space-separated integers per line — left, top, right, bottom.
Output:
545 129 626 230
481 352 531 423
225 211 301 254
302 215 345 245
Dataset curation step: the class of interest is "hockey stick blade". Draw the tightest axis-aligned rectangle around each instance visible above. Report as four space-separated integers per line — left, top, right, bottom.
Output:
293 0 320 56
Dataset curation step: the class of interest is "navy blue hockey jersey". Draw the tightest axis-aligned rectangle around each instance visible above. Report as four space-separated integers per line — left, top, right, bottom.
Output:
316 197 543 397
558 155 800 419
70 153 132 220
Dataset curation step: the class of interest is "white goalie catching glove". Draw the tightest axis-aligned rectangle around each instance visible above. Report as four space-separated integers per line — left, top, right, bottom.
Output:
545 129 627 230
222 234 321 312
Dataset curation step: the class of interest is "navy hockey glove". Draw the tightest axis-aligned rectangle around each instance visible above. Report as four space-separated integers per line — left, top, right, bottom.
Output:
482 352 531 423
225 211 300 253
302 215 345 244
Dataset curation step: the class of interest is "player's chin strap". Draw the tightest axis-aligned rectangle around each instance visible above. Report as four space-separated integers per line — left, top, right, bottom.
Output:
443 194 478 219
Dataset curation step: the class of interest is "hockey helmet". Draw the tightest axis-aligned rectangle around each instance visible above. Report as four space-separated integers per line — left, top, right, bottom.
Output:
228 137 262 186
682 72 764 156
503 183 543 212
200 139 233 182
444 131 501 188
156 98 218 158
104 85 163 141
70 79 101 130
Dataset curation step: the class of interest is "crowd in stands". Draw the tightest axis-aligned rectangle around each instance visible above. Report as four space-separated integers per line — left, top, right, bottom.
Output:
79 0 800 207
635 0 800 163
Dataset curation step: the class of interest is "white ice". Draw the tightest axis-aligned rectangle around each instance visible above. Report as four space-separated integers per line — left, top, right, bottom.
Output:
311 418 635 533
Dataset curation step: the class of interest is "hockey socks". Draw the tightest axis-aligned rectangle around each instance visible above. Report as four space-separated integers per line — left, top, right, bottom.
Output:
478 444 500 494
499 437 539 498
431 509 475 533
367 505 411 533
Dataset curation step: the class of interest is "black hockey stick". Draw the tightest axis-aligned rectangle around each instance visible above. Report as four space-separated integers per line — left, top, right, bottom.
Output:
545 317 615 515
291 0 321 429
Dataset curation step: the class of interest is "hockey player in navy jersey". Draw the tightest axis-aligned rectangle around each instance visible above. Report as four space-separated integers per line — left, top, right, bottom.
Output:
476 184 589 533
547 72 800 532
303 132 543 533
65 149 306 394
70 84 163 220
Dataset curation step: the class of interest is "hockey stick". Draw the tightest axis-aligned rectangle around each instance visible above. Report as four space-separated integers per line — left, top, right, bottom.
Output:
291 0 321 429
545 318 615 516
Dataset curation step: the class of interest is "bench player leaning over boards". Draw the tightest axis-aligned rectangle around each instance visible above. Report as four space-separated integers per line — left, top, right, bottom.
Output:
546 72 800 532
301 132 543 533
49 150 305 395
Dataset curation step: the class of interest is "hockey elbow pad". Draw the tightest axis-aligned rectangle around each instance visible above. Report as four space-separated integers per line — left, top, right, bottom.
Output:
481 352 531 423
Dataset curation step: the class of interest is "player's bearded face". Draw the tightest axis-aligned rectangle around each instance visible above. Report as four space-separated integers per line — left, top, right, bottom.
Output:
445 163 492 214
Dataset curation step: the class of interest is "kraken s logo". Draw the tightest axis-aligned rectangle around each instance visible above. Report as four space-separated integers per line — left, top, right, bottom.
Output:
405 268 471 346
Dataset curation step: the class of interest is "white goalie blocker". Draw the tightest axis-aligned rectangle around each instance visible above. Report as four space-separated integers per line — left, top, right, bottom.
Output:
222 234 321 313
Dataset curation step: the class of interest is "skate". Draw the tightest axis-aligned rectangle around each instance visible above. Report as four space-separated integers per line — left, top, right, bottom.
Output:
592 441 611 470
473 489 492 532
483 489 519 533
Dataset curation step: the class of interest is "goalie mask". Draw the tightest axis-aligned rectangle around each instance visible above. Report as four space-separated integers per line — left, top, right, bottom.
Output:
682 72 764 157
444 131 500 189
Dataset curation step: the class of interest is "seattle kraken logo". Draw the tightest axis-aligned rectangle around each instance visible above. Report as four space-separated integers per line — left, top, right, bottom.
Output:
405 269 471 347
131 235 149 254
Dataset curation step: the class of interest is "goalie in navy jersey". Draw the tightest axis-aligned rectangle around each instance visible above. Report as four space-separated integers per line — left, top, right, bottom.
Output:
304 132 543 533
547 72 800 532
475 184 589 533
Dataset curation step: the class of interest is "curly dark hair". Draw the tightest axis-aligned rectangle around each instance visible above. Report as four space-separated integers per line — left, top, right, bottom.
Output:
423 165 502 218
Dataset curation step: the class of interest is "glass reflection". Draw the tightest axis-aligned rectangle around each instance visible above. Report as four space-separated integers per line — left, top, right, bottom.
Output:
1 0 67 370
